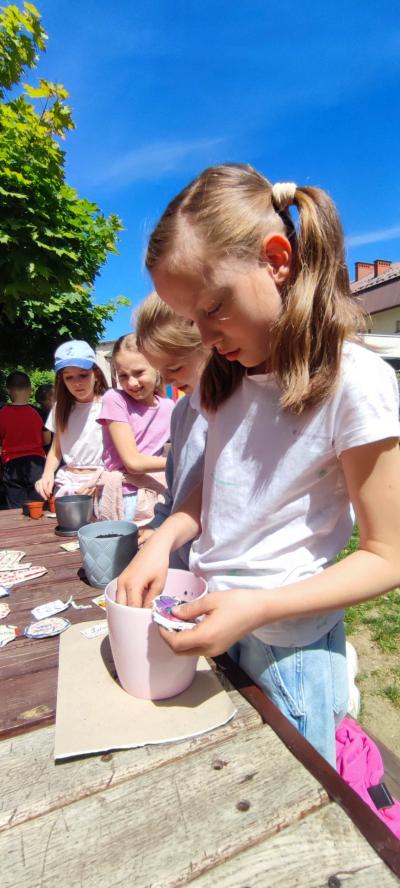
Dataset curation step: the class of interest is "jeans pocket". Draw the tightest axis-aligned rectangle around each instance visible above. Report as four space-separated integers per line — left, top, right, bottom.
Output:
263 644 305 720
328 621 348 718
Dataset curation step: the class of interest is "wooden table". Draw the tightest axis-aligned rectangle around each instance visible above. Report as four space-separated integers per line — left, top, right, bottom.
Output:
1 509 399 887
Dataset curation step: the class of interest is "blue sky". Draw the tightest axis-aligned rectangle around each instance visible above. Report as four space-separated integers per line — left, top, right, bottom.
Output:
30 0 400 340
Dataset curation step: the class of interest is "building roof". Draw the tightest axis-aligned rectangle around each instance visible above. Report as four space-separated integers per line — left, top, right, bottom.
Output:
351 262 400 294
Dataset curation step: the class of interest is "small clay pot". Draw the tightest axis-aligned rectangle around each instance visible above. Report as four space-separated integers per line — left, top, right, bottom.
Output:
48 495 56 513
27 500 44 519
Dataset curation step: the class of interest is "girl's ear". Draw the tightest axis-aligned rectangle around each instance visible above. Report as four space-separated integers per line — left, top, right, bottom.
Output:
260 234 292 286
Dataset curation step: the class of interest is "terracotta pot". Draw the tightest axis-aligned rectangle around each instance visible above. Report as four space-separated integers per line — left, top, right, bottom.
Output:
48 495 56 513
27 501 44 519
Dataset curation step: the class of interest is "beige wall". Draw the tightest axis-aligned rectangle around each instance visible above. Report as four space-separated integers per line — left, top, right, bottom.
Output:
95 341 115 385
369 307 400 334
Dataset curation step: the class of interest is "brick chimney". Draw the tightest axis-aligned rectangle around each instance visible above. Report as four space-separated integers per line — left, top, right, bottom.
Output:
355 261 373 281
374 259 392 277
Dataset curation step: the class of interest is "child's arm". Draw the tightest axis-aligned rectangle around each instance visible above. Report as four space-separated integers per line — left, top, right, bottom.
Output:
116 482 202 606
107 421 166 474
35 436 62 499
158 437 400 657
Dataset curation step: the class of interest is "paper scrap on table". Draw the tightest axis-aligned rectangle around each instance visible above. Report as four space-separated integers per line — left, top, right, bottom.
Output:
71 599 92 610
59 541 80 552
45 513 57 519
0 566 47 587
0 586 10 598
25 617 70 639
0 625 21 647
0 550 26 569
0 562 32 572
92 593 106 609
81 622 108 638
55 621 237 759
31 598 71 620
0 603 10 619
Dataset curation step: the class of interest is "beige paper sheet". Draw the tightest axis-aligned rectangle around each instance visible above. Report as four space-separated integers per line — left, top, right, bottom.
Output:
55 621 237 760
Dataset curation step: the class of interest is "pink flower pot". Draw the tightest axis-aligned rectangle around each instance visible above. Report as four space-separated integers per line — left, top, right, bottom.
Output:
105 569 207 700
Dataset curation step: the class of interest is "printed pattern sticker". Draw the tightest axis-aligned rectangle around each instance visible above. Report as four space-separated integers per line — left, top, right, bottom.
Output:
92 594 106 610
0 625 21 647
24 617 70 639
0 566 47 587
0 550 26 570
152 595 198 632
31 599 71 620
81 622 108 639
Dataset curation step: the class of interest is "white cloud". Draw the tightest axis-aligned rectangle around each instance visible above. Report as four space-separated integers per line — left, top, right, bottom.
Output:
98 137 225 185
346 225 400 248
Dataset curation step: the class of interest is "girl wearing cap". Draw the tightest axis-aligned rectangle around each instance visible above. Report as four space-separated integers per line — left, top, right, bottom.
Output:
35 340 108 499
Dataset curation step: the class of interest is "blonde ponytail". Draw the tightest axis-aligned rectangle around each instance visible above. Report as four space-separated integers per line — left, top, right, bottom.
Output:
146 164 365 414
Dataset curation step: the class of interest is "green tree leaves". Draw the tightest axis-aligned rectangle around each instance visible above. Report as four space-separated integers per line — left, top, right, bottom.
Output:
0 2 124 367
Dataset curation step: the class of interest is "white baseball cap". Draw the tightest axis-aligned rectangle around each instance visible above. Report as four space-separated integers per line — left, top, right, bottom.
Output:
54 340 97 372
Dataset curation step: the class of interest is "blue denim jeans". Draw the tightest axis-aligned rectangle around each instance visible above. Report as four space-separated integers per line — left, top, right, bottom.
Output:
229 621 348 767
122 493 137 521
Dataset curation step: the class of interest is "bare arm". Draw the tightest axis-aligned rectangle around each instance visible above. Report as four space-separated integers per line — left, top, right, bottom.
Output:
35 435 62 499
108 421 166 474
160 438 400 656
116 483 202 606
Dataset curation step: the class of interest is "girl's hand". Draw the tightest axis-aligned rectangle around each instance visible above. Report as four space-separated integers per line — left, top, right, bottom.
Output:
116 535 170 607
158 589 267 658
35 474 54 500
138 527 155 547
76 484 96 496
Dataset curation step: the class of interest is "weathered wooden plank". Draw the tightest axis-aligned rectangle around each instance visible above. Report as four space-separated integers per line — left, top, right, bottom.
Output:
1 726 327 888
0 689 261 831
0 510 104 737
191 803 399 888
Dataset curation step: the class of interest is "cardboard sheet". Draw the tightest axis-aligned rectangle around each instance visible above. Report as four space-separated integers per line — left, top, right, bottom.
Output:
55 620 236 760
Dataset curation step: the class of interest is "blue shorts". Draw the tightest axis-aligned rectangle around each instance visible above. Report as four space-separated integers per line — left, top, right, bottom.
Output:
229 621 348 767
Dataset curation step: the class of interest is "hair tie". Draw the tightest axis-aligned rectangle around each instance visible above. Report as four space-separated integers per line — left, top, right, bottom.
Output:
271 181 297 211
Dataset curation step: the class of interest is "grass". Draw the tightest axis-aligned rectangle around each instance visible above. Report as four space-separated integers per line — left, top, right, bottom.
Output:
338 527 400 709
338 527 400 653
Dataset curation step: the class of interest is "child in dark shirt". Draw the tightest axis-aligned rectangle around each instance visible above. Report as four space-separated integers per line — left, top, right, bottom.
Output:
35 383 55 454
0 371 49 508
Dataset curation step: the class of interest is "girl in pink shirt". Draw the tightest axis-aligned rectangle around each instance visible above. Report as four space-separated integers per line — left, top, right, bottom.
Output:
98 334 174 520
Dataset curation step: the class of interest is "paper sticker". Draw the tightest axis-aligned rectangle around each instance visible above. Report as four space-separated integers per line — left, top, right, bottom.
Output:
92 594 106 610
59 541 80 552
24 617 70 639
0 585 9 598
152 595 198 632
0 562 32 572
31 599 71 620
0 603 11 619
81 622 108 639
0 625 21 647
0 566 47 587
0 550 25 569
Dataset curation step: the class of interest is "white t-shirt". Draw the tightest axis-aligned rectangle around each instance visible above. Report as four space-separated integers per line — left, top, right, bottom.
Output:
190 342 400 646
46 399 104 467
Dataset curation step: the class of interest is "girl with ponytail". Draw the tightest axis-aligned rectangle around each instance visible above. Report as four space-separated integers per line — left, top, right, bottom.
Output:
117 164 400 766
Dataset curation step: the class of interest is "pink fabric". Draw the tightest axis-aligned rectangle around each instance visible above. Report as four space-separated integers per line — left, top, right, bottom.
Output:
94 471 125 520
98 390 174 494
54 466 103 497
336 716 400 838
